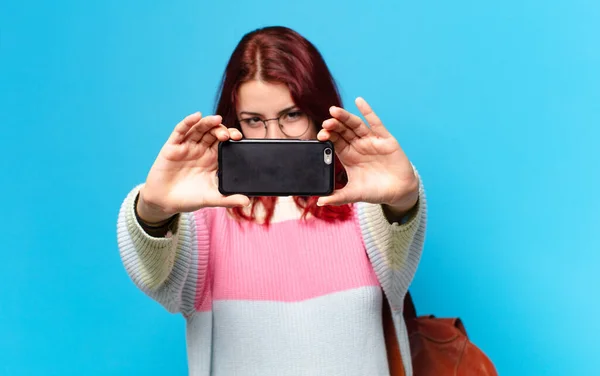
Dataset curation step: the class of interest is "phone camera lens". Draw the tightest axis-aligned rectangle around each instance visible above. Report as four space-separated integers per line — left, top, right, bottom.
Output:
325 148 332 155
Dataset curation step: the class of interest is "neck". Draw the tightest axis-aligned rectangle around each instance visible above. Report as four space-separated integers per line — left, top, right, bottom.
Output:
239 197 311 224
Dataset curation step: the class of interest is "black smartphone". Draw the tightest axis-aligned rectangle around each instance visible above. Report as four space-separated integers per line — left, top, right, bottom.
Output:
218 139 335 196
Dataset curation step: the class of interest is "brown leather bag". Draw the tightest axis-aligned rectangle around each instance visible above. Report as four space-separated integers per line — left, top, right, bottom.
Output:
383 292 498 376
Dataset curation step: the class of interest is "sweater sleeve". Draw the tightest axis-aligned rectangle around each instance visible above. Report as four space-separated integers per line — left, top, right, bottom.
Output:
116 185 210 317
355 167 427 376
355 166 427 307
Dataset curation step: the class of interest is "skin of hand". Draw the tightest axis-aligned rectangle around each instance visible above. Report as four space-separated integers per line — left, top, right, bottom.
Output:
136 113 249 224
316 97 419 218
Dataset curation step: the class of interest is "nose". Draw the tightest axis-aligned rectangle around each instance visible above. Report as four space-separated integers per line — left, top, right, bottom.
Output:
264 119 286 139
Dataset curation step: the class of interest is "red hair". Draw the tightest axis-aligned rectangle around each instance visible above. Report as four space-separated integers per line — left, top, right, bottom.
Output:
214 26 352 224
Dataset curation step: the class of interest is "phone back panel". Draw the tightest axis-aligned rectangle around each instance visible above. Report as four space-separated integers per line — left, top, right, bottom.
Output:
218 140 334 196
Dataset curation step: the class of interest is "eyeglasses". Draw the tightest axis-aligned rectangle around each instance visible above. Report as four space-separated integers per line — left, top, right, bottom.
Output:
238 110 311 138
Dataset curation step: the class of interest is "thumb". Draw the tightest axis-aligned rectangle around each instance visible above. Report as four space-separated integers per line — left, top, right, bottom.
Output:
317 188 354 207
219 194 251 208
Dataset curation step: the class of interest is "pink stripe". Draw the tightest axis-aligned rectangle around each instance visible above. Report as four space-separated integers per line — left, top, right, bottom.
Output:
202 208 379 302
193 210 213 312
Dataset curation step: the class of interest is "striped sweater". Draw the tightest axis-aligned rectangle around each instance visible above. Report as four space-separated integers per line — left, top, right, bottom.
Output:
116 179 426 376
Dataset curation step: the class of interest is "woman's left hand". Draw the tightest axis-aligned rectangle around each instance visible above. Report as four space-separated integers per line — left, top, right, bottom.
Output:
317 97 419 216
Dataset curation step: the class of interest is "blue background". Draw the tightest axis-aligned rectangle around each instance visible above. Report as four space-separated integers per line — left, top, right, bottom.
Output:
1 0 598 375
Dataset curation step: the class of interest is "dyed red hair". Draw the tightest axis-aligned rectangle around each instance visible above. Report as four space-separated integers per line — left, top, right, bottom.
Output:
214 26 352 224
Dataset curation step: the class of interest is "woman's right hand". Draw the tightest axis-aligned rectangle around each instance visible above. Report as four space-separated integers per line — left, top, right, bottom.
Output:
136 112 249 224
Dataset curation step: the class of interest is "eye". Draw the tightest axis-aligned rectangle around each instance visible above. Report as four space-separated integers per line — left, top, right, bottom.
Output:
284 111 303 122
242 117 263 127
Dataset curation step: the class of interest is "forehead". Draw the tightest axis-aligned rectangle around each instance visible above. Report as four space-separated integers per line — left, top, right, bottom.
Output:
237 80 295 115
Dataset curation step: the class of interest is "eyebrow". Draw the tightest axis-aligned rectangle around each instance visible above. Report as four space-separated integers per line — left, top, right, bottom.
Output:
239 105 298 118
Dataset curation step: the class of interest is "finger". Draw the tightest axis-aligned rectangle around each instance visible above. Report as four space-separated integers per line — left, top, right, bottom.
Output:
355 97 392 138
317 129 350 155
184 116 224 143
227 127 243 141
321 118 357 143
329 106 371 138
198 125 229 148
168 112 202 144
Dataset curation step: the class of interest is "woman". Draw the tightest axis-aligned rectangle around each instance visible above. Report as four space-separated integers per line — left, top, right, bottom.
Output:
117 26 426 376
